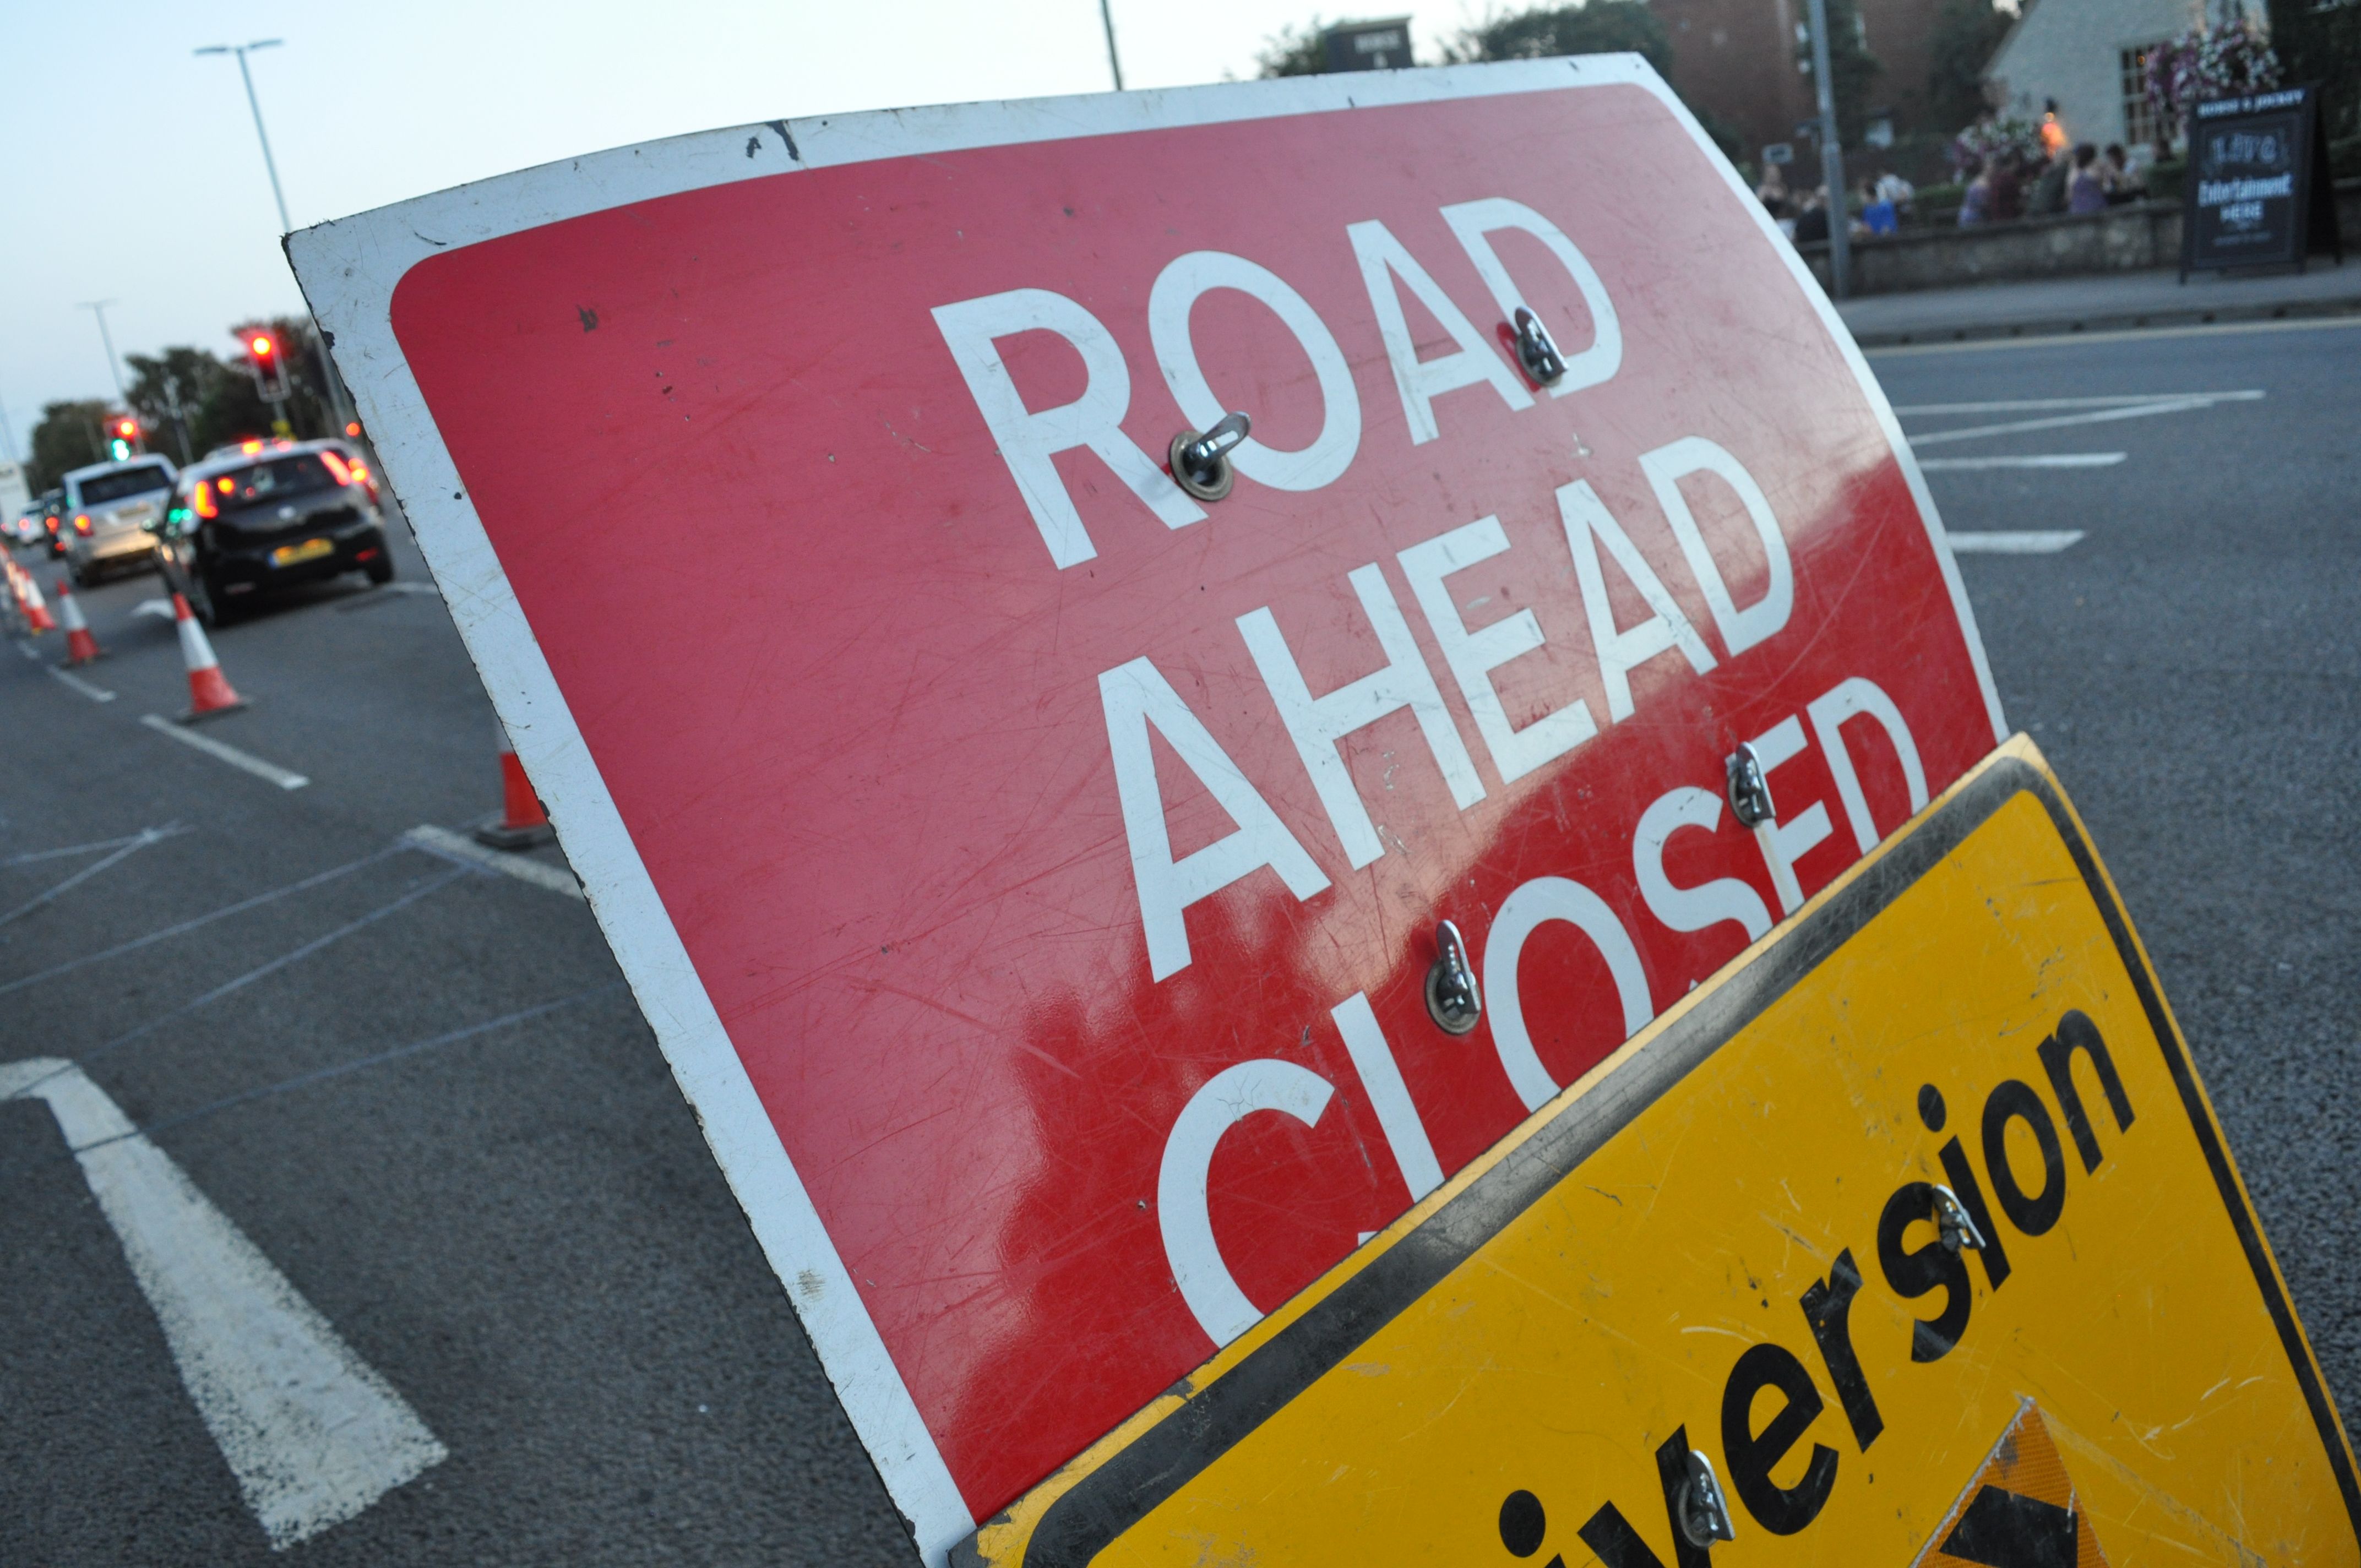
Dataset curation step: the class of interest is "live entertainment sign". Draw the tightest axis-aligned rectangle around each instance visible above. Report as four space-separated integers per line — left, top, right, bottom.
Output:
293 58 2004 1562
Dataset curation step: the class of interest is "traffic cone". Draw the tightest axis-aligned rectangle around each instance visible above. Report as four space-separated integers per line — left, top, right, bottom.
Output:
54 579 104 666
172 594 247 722
475 731 555 850
15 563 56 633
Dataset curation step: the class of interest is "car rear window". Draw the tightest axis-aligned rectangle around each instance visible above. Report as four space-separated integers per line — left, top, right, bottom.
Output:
76 465 175 506
203 454 340 509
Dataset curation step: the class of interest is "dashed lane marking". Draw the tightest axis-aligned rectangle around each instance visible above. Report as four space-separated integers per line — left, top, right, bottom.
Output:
47 665 115 701
1908 392 2262 448
1946 530 2086 554
402 823 584 900
1916 453 2126 471
0 1057 447 1548
139 714 309 790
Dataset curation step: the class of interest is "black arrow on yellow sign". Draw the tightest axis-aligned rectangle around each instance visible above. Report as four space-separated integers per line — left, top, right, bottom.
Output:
1938 1484 2078 1568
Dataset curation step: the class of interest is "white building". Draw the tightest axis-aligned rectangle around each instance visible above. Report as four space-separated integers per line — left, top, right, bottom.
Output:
1984 0 2255 153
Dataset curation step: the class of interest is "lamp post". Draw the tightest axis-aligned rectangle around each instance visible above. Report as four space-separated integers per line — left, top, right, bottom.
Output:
194 39 358 437
1098 0 1124 90
78 300 130 406
1804 0 1851 300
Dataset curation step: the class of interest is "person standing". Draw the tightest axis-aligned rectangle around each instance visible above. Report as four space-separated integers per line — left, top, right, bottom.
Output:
2068 144 2108 215
1959 159 1993 227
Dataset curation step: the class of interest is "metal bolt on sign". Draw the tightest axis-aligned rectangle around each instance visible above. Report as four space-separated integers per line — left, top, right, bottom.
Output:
1168 411 1252 501
1931 1183 1989 1254
1511 307 1566 388
1725 742 1775 828
1675 1449 1739 1548
1424 919 1482 1035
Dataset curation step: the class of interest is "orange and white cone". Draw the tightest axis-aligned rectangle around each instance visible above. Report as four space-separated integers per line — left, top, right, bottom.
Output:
55 579 104 665
475 730 555 850
173 593 247 722
15 563 57 634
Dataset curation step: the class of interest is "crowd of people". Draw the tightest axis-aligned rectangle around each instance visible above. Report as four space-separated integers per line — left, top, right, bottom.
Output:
1957 140 2147 226
1753 128 2152 247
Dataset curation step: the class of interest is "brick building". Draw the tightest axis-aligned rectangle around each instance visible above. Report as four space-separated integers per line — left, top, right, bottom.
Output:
1653 0 1947 161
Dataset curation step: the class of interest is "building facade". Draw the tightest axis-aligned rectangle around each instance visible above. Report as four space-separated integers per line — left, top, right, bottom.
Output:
1984 0 2234 153
1653 0 1945 162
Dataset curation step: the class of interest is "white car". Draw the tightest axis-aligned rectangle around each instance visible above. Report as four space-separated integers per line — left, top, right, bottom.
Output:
61 456 178 585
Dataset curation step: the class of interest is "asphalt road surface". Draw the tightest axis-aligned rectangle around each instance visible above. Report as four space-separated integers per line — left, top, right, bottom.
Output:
2 315 2355 1564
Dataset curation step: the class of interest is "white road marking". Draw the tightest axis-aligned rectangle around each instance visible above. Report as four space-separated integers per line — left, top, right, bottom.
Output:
1909 393 2262 448
132 597 176 621
1893 393 2259 415
1917 453 2128 471
0 1057 447 1548
1946 530 2086 554
140 714 309 790
14 639 39 660
48 665 116 701
0 825 186 929
3 829 181 868
1865 314 2361 358
401 824 584 900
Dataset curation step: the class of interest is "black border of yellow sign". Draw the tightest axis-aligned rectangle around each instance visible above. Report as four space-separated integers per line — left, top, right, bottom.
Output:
971 741 2360 1566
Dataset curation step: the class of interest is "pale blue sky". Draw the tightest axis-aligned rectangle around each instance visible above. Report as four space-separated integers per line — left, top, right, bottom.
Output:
0 0 1471 457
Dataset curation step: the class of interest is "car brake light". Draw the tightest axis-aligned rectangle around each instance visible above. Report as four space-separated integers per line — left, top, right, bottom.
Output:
73 514 90 535
319 451 353 486
241 440 263 455
192 484 217 520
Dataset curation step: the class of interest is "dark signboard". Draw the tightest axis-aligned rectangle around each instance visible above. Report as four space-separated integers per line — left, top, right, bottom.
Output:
1322 18 1413 72
2181 85 2344 277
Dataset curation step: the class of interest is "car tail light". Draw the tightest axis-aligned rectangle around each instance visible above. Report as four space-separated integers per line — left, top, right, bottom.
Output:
319 450 353 486
192 484 218 521
73 514 90 535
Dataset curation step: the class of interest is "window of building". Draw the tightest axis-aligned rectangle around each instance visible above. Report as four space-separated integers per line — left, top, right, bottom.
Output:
2120 43 2167 146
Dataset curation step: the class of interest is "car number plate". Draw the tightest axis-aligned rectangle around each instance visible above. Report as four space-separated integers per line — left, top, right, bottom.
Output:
271 537 334 566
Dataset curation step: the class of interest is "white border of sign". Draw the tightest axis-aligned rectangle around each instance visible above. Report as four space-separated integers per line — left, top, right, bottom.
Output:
288 56 2003 1566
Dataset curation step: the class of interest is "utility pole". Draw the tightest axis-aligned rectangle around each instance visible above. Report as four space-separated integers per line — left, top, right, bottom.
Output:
195 39 358 437
161 374 195 464
78 300 130 406
0 400 18 466
1098 0 1124 90
1804 0 1851 300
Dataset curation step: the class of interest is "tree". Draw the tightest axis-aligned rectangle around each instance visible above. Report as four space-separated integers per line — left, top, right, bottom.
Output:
1444 1 1673 78
1255 18 1329 77
28 401 117 493
2267 0 2360 141
1796 0 1885 150
1927 0 2012 134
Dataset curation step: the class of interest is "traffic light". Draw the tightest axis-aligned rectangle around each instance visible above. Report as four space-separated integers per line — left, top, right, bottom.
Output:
108 415 140 461
246 328 292 401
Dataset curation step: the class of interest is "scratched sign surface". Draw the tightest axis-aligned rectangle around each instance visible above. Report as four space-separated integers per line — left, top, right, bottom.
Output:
962 740 2361 1568
293 58 2004 1548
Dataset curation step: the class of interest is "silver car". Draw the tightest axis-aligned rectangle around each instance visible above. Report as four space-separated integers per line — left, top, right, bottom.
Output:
62 456 178 585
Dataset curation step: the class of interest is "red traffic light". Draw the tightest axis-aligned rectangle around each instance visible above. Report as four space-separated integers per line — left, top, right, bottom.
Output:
115 418 137 438
251 334 275 357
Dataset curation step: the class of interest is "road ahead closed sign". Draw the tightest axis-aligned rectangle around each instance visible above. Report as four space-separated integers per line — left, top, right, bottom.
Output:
293 59 2006 1555
964 741 2361 1567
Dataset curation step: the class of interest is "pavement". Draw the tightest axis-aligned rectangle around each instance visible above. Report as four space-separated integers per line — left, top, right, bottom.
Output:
1 314 2356 1561
1837 258 2361 346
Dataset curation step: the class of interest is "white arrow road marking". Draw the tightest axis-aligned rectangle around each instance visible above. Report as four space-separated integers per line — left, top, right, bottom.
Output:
1908 393 2264 448
47 665 116 701
401 824 584 900
0 1058 446 1548
1947 531 2086 554
1917 453 2127 471
139 714 309 790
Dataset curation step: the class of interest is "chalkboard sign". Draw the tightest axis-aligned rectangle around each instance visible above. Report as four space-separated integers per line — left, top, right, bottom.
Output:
2181 85 2344 277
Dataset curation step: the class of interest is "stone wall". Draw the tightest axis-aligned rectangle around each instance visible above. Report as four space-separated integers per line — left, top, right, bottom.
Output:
1800 178 2361 293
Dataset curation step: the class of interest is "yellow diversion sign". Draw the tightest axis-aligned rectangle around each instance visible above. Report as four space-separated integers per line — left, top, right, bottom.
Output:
961 738 2360 1568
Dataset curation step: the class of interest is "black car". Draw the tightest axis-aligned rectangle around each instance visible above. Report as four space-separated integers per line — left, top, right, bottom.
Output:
153 440 393 625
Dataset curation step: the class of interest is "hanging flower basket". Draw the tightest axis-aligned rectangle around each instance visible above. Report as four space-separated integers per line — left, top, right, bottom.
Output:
2144 19 2283 144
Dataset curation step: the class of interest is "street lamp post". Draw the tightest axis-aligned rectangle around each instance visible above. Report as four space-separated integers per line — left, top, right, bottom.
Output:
194 39 358 437
1804 0 1851 300
78 300 130 406
1098 0 1125 90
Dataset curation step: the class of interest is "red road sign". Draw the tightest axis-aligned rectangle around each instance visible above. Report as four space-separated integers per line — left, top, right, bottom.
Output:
293 57 2003 1560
